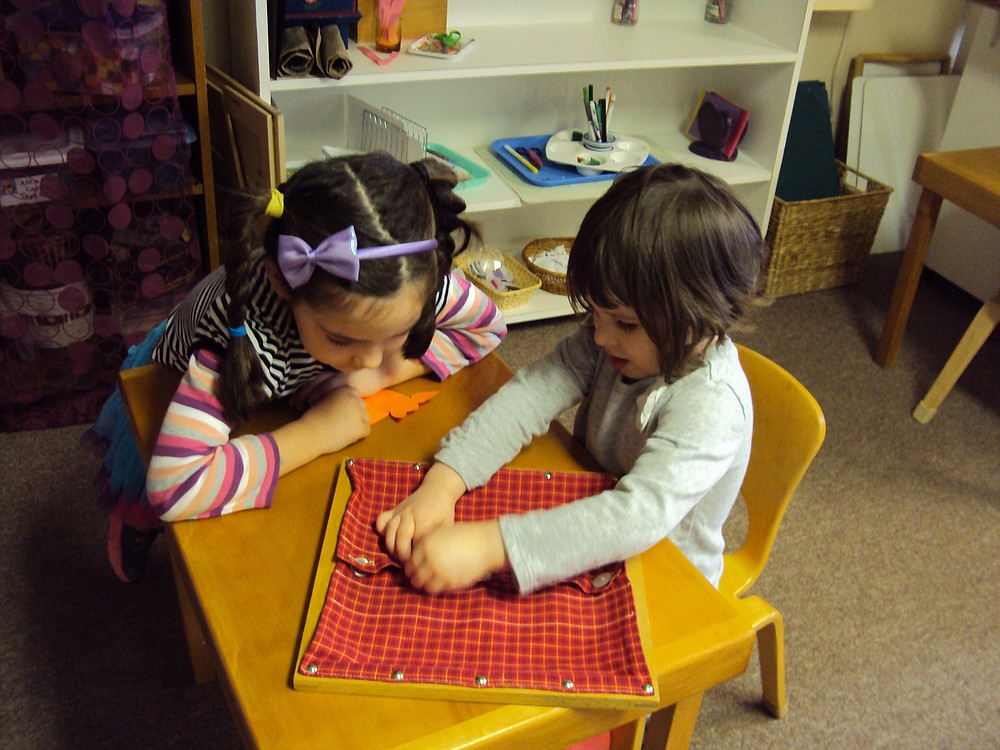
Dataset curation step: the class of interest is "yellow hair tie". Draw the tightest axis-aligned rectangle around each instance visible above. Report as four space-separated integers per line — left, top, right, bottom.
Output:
265 188 284 218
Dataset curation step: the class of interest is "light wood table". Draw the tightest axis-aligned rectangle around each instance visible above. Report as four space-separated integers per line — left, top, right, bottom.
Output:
119 353 754 750
874 146 1000 368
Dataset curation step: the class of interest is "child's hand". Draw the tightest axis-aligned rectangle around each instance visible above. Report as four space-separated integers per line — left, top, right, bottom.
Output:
404 520 508 594
300 384 371 453
290 351 433 411
376 462 467 561
341 350 432 396
377 485 457 561
290 372 345 410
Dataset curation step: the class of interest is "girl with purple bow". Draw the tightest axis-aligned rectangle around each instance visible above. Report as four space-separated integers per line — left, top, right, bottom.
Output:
85 153 506 583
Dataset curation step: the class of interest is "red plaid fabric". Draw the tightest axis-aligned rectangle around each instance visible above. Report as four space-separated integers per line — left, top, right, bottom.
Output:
297 458 654 698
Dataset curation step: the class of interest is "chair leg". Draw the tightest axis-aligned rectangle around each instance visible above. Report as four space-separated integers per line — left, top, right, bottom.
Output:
739 595 787 719
913 293 1000 424
755 610 787 718
642 693 704 750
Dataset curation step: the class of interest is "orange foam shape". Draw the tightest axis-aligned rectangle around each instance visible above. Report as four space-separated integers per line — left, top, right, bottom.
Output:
364 389 438 424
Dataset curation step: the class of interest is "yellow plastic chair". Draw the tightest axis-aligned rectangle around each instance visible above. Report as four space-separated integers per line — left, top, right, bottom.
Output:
582 346 827 750
630 346 826 749
721 345 826 718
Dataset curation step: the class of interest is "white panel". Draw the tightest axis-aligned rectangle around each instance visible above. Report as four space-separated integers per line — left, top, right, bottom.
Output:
845 74 959 254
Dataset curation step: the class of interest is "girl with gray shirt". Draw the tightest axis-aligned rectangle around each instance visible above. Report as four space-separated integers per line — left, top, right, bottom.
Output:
377 163 766 595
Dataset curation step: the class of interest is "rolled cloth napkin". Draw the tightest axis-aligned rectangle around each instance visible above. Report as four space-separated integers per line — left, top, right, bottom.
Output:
318 25 353 79
278 26 315 77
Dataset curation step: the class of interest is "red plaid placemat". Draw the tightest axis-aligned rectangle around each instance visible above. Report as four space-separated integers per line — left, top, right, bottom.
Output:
295 458 656 705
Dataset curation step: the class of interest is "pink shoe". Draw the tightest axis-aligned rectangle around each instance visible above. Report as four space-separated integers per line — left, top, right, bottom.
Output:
107 514 163 583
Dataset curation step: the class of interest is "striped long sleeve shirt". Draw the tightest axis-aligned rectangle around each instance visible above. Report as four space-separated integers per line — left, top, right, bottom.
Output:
146 260 505 521
148 348 280 521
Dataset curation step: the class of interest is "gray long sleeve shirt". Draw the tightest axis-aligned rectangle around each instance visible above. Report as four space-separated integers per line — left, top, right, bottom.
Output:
436 326 752 593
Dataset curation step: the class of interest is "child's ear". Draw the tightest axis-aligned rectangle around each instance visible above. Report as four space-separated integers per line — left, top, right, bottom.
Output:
263 257 292 300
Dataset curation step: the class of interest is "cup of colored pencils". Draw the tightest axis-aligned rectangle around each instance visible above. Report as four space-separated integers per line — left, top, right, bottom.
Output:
582 84 616 146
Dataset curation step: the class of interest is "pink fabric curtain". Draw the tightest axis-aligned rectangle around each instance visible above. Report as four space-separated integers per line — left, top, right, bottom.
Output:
0 0 203 431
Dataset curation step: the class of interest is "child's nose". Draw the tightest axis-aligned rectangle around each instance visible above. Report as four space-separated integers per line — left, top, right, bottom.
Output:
592 319 613 347
353 345 383 370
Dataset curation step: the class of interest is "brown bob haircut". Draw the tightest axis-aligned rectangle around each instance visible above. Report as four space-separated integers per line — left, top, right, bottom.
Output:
567 163 765 381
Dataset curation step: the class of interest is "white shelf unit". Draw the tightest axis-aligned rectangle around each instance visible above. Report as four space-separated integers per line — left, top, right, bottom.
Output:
221 0 813 323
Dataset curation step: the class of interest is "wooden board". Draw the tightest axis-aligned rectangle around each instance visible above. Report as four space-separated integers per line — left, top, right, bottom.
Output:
206 65 286 192
355 0 448 44
293 460 659 709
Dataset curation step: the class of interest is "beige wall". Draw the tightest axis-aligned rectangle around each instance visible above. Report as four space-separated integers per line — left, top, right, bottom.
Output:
804 0 968 125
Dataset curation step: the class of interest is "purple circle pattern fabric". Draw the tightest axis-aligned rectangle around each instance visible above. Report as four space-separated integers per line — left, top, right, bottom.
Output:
0 0 203 430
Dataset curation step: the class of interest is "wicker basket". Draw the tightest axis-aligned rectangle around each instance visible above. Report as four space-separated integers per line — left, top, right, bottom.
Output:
456 249 541 310
762 161 892 297
522 237 574 295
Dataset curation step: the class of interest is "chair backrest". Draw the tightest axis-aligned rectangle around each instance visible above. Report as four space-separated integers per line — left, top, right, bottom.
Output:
719 345 826 598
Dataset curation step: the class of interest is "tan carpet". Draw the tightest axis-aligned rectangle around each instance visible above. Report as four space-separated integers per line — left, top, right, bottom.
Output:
1 252 997 748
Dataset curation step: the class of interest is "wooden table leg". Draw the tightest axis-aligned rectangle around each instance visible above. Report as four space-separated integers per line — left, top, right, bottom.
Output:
913 293 1000 423
169 549 217 685
875 188 943 367
641 693 705 750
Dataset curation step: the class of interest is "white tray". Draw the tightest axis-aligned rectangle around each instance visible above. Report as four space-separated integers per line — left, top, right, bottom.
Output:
544 130 650 173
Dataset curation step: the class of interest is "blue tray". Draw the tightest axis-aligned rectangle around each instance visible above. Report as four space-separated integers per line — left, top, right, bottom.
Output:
490 134 659 187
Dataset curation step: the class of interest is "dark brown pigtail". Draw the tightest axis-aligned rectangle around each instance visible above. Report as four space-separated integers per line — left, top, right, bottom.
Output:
413 157 480 270
216 188 271 422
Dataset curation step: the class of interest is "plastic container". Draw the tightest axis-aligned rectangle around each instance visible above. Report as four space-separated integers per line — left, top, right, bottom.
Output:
0 126 85 207
86 110 196 192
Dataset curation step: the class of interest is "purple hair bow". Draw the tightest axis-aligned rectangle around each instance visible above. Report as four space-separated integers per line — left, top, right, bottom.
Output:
276 226 438 289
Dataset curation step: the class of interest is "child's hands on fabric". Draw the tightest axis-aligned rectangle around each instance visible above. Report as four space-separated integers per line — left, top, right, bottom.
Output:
376 462 467 561
404 520 508 594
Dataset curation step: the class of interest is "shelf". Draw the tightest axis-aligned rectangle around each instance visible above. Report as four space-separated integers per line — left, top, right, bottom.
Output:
497 289 575 326
473 131 772 207
2 79 197 113
225 0 814 322
451 147 521 212
265 20 798 93
814 0 874 10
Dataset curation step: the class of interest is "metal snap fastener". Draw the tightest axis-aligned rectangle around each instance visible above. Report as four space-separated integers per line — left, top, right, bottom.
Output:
474 675 488 686
352 570 370 578
413 462 422 471
592 571 612 589
305 663 318 674
346 458 354 467
544 472 553 480
561 679 575 690
353 556 371 566
391 670 404 681
643 683 654 694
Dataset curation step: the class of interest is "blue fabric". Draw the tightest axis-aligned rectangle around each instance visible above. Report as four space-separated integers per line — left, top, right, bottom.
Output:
85 321 168 509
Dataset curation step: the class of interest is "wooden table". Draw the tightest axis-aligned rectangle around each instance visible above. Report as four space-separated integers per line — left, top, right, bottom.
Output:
874 146 1000 367
120 353 754 750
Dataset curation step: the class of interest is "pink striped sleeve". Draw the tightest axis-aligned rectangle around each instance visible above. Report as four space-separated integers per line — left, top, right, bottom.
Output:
147 349 280 521
422 273 507 379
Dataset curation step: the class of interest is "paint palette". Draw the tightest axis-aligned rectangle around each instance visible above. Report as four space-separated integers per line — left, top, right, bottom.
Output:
544 130 650 173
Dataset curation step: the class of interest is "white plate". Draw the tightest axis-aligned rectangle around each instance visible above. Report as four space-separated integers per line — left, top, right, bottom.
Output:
544 130 650 173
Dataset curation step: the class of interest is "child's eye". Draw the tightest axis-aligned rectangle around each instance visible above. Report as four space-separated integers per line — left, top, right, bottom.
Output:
327 336 352 348
616 321 639 332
